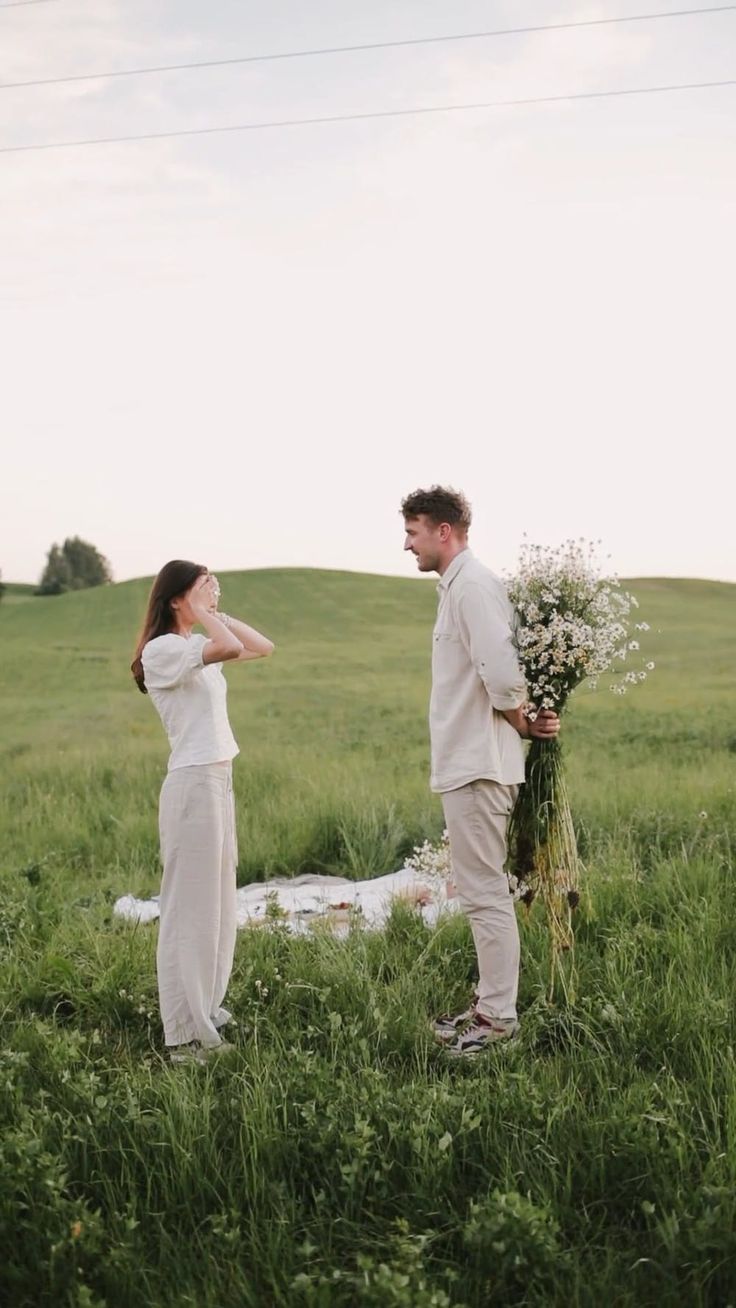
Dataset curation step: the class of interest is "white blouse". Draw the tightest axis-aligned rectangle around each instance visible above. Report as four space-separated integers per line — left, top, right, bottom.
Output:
141 633 239 771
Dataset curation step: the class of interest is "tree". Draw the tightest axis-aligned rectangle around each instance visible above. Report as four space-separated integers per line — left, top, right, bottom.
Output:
0 569 5 602
36 544 71 595
37 537 113 595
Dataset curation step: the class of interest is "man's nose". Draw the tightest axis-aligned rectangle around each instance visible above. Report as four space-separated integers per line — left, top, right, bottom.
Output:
403 538 413 551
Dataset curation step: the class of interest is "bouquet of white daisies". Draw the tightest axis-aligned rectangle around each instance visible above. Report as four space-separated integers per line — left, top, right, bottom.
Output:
506 539 654 998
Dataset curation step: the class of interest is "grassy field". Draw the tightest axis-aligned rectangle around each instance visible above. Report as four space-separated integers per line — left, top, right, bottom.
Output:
1 570 735 1306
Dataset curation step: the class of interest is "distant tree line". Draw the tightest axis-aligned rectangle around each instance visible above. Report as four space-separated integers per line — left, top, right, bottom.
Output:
36 537 113 595
0 538 111 600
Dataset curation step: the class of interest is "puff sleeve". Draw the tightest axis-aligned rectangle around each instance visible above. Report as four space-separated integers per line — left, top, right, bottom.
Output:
141 634 208 691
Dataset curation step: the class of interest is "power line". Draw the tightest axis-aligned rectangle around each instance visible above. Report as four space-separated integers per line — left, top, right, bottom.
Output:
0 1 58 8
2 77 733 155
1 5 733 91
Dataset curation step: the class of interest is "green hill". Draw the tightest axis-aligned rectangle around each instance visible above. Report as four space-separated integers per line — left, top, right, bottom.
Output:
0 568 438 755
1 570 733 881
1 568 733 738
1 580 35 603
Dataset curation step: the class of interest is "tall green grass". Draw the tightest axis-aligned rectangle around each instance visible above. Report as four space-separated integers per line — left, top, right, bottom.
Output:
1 571 735 1305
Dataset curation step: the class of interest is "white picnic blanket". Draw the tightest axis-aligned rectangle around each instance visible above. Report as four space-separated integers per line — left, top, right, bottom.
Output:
113 866 460 935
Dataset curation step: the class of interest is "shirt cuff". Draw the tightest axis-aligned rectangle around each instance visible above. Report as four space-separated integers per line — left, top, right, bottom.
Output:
487 691 526 711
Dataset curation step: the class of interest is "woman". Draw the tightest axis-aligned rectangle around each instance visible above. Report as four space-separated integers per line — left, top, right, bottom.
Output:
131 560 274 1063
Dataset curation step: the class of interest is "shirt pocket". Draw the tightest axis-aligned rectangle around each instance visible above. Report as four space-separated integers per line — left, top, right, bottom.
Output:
432 629 467 683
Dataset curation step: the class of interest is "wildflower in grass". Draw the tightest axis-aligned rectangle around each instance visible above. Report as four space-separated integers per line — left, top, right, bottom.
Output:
506 539 655 998
404 828 452 895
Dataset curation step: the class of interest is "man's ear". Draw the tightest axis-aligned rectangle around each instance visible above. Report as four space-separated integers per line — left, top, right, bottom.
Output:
438 522 452 543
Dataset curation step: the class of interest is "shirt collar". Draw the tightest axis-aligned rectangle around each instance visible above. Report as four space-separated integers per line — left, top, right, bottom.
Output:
437 548 472 593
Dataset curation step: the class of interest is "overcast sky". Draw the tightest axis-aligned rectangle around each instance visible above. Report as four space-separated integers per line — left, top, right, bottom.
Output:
2 0 734 585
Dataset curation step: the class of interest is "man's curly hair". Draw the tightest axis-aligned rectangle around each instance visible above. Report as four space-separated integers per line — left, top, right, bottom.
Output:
400 485 472 531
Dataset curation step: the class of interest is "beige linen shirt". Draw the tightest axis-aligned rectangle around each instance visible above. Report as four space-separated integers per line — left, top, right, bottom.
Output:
429 550 526 793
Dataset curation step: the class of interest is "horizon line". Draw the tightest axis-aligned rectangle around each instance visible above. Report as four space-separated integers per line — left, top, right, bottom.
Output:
4 566 735 589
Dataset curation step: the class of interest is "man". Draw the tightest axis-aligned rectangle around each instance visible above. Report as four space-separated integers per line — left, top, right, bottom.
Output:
401 485 559 1056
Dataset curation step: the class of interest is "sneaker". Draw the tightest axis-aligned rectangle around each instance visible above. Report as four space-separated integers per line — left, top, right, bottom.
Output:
445 1013 519 1057
169 1040 235 1065
205 1039 235 1058
432 995 478 1043
169 1042 207 1065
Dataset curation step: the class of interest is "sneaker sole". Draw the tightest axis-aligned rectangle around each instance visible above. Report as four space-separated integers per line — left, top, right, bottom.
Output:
446 1027 520 1056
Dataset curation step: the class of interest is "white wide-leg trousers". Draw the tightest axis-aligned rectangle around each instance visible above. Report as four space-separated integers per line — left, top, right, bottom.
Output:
157 761 237 1049
441 779 520 1022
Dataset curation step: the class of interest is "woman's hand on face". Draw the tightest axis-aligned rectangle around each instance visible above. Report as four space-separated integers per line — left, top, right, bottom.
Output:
187 574 217 618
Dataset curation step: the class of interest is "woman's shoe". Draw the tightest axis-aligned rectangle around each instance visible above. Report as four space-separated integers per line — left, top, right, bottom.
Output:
169 1040 235 1065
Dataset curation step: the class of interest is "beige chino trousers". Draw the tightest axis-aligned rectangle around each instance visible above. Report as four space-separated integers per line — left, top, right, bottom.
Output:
441 779 520 1022
157 761 237 1048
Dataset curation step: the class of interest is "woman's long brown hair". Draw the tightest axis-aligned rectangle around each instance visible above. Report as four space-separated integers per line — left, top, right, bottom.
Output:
131 560 207 693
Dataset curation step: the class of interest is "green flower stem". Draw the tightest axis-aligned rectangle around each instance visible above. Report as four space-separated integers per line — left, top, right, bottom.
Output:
509 736 582 1003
